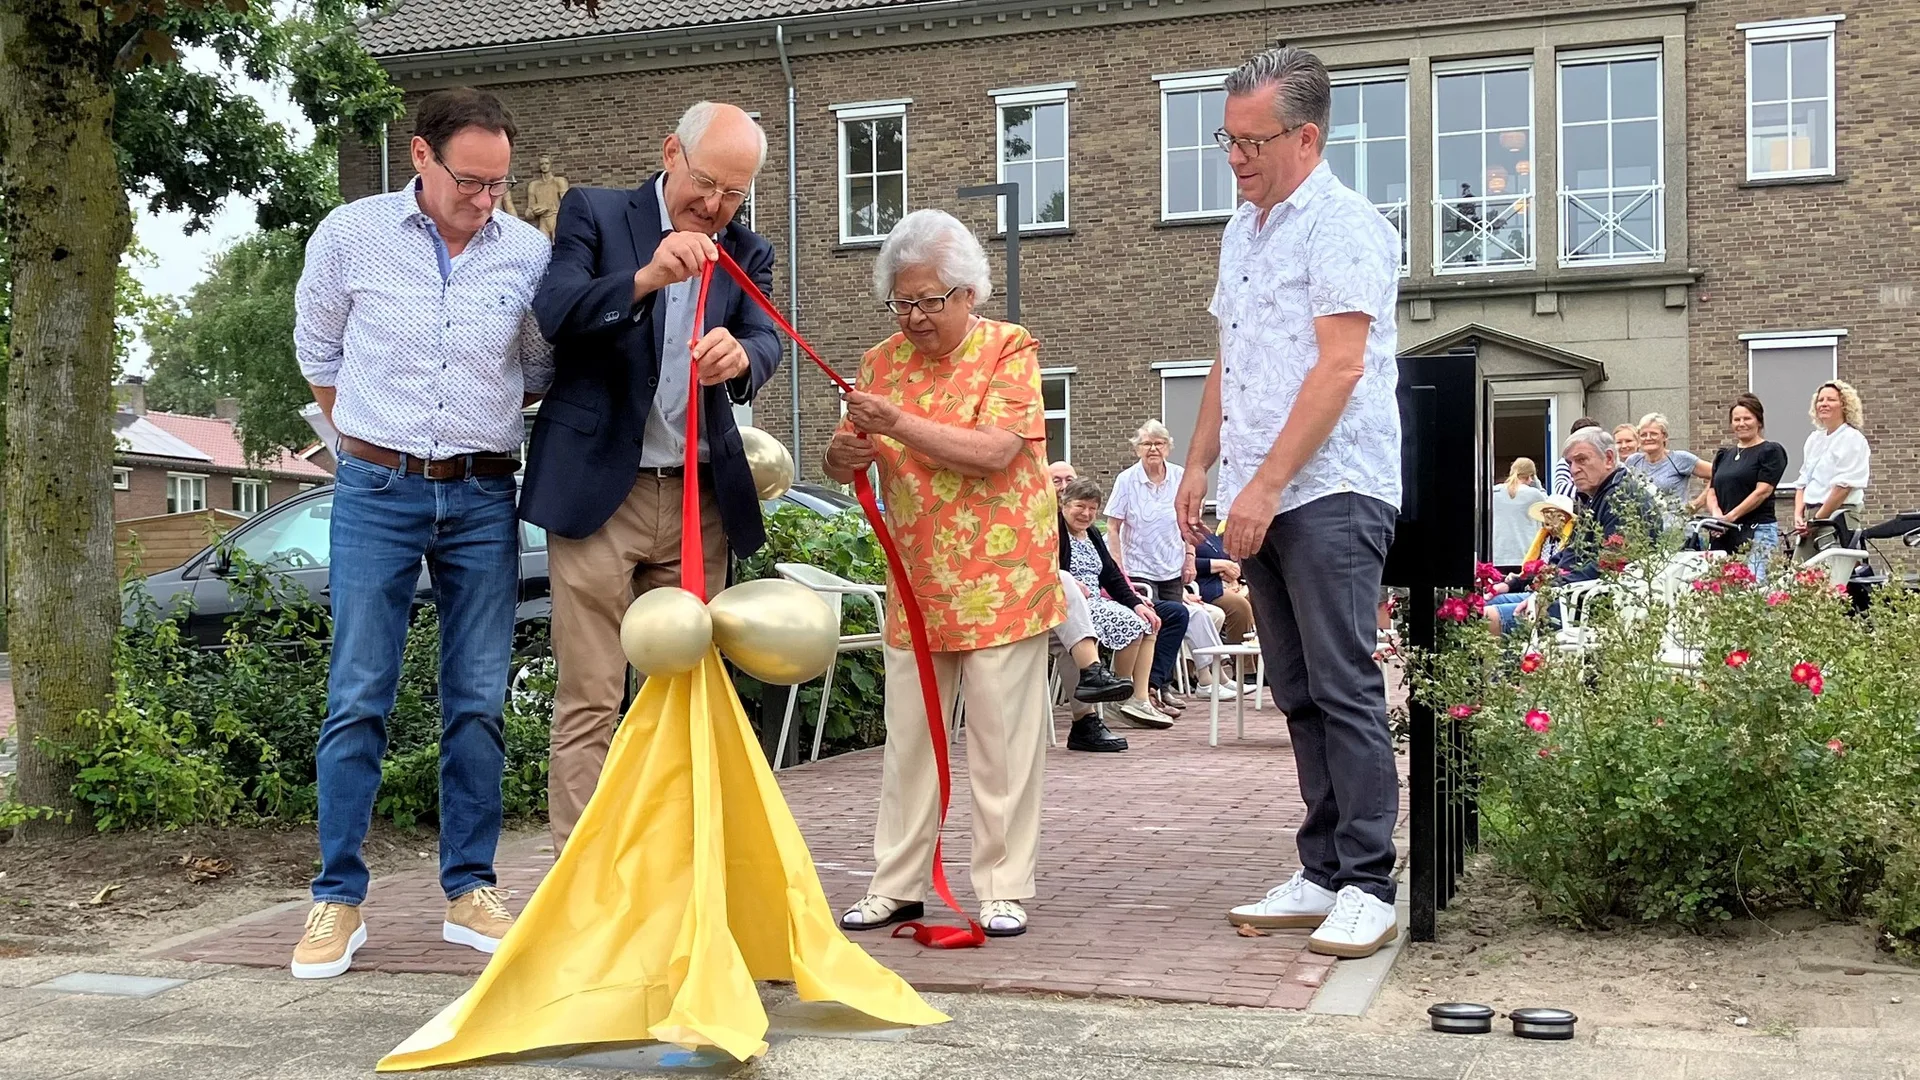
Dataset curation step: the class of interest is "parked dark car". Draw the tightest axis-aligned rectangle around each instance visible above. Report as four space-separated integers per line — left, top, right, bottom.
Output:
133 481 861 648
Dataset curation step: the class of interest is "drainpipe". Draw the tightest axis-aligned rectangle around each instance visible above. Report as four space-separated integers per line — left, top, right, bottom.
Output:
776 24 802 478
379 122 391 193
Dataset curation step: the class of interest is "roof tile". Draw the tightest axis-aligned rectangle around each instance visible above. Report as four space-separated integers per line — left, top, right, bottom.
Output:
139 412 335 480
358 0 921 57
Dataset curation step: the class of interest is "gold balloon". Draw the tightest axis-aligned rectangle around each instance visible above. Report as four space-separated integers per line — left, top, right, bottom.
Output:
707 579 839 685
739 425 795 502
620 587 714 677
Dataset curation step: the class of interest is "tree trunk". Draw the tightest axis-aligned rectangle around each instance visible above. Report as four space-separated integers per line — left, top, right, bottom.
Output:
0 2 128 832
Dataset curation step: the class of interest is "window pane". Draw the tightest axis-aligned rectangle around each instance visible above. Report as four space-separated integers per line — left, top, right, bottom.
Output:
876 173 905 233
1749 103 1791 173
1611 58 1659 120
1036 102 1066 160
847 175 875 237
1565 198 1606 256
1483 69 1530 130
1042 376 1066 411
1326 141 1358 190
1563 124 1608 189
874 117 904 172
1437 133 1481 196
1435 73 1479 134
1035 159 1066 223
1199 89 1226 138
1483 133 1521 196
1560 63 1608 124
1002 105 1035 162
1361 79 1407 138
1331 84 1360 131
1168 91 1199 148
1167 147 1199 213
1789 37 1830 98
1750 41 1789 102
1620 194 1658 253
1366 140 1407 204
845 119 873 172
1202 148 1234 210
1794 99 1831 170
1046 416 1068 464
1613 119 1660 187
1006 160 1034 223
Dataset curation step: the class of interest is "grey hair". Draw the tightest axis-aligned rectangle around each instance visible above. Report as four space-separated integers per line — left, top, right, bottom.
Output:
1222 46 1333 150
871 209 994 304
1130 419 1173 446
1637 411 1671 434
676 101 769 174
1564 425 1617 461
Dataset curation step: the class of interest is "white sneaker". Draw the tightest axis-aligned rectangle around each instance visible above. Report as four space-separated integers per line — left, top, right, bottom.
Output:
1307 886 1399 959
1201 680 1239 701
1117 698 1174 729
1227 870 1336 929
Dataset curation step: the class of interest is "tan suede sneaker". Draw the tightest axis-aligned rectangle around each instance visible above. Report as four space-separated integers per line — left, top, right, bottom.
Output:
290 902 366 980
443 885 514 954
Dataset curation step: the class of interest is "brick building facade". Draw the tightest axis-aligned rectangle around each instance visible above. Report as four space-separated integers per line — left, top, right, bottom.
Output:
345 0 1916 518
113 383 333 522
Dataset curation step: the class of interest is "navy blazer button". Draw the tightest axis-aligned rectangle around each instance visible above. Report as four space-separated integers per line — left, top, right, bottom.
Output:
647 376 658 388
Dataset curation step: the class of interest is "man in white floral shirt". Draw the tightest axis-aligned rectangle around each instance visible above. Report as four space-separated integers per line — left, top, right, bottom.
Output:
1175 46 1403 960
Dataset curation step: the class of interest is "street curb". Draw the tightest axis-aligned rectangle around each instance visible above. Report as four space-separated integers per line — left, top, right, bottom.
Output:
1306 891 1411 1017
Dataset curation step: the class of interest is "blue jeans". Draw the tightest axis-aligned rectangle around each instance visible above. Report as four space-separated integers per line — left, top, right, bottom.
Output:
1148 600 1189 691
1489 593 1532 635
311 452 520 906
1746 522 1781 577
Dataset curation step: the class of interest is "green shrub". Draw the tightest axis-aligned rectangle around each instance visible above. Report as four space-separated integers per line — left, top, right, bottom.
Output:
1412 539 1920 958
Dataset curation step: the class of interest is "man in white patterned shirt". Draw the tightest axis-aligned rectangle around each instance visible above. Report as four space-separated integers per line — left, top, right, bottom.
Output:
1174 47 1403 959
290 88 553 980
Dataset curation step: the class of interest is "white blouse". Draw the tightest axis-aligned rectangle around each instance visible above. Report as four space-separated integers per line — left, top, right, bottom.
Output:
1795 423 1870 507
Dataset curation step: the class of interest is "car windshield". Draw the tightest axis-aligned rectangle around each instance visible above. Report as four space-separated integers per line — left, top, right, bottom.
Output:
229 493 332 570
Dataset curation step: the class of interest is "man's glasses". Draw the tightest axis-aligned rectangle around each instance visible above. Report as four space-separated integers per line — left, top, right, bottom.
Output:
682 146 752 203
884 285 964 316
440 161 517 198
1213 126 1300 157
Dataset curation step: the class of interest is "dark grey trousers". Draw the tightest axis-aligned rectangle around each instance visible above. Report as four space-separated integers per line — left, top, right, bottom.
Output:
1243 493 1399 904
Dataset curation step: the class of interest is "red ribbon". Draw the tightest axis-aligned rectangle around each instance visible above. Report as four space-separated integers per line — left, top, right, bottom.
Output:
689 251 986 949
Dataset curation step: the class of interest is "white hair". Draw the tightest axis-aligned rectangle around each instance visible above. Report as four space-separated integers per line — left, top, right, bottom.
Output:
1130 419 1173 446
871 209 993 304
1564 425 1617 461
676 101 768 175
1637 411 1670 434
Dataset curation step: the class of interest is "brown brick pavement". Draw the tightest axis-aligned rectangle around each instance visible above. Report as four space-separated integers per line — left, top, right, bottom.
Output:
164 702 1396 1010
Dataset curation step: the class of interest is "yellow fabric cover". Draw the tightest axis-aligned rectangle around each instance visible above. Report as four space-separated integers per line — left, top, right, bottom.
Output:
377 648 947 1070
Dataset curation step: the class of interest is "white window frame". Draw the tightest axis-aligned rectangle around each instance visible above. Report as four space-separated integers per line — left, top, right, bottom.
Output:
1328 67 1412 275
992 83 1074 233
1557 46 1666 267
1041 366 1074 463
166 472 207 515
111 466 131 491
298 482 320 492
1156 69 1235 222
1742 15 1842 181
833 99 910 245
1745 330 1844 488
1432 57 1537 274
232 477 270 517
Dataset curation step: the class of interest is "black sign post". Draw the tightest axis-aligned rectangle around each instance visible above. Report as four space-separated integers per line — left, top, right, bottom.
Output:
957 182 1020 326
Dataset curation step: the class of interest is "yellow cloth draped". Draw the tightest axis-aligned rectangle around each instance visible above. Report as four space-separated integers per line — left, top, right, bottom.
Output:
377 649 947 1070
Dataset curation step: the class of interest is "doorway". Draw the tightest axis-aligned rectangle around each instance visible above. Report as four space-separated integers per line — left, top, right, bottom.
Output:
1491 397 1554 490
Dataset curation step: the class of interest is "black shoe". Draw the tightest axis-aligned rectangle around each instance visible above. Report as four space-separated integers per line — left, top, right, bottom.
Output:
1067 715 1129 752
1073 661 1134 704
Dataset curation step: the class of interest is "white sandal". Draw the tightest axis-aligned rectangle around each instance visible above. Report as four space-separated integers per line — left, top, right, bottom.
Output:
981 899 1028 938
839 894 925 931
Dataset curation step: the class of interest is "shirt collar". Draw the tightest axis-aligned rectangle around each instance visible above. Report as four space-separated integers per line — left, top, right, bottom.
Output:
401 175 501 242
1244 160 1334 234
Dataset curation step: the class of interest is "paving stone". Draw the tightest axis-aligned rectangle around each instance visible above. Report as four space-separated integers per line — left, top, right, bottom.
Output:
1078 1012 1300 1068
1590 1025 1798 1057
1266 1031 1482 1079
1466 1043 1682 1080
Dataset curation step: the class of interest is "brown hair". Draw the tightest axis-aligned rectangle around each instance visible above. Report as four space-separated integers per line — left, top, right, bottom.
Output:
1730 392 1766 430
414 88 519 159
1569 416 1600 434
1061 478 1105 507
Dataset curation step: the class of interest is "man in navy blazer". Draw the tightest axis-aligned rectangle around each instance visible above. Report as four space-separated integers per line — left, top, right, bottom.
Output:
524 101 782 850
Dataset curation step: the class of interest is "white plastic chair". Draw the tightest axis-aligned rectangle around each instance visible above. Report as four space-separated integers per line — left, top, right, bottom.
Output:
1799 545 1870 587
772 563 886 769
1192 642 1265 746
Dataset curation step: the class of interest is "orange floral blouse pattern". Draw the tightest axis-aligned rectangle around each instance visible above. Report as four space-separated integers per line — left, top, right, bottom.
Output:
839 319 1064 652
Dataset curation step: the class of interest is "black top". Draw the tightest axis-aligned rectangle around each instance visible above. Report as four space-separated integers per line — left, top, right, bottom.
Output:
1057 512 1145 610
1710 440 1789 525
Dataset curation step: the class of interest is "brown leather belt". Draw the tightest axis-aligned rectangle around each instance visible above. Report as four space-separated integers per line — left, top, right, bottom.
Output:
339 435 520 480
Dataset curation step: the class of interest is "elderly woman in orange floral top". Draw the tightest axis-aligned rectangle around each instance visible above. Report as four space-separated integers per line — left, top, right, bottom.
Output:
823 209 1063 939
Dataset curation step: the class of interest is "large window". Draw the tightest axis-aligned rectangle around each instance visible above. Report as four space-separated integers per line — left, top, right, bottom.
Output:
167 473 207 514
1746 332 1842 483
1434 61 1534 272
1159 71 1235 220
1744 16 1839 180
1158 364 1218 507
1042 370 1072 464
995 85 1070 231
835 101 907 243
1559 51 1664 265
1327 71 1410 273
232 478 270 517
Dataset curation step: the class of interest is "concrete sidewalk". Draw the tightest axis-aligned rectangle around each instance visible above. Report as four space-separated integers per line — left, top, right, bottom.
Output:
1 955 1911 1079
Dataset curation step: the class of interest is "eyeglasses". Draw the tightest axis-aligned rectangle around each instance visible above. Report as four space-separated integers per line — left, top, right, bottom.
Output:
884 285 965 316
682 147 752 204
1213 126 1300 157
439 161 517 198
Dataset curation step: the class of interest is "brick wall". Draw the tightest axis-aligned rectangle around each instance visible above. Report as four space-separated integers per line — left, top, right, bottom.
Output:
1687 1 1920 523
